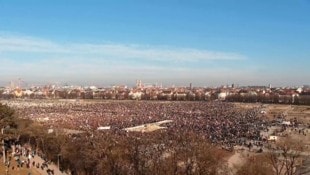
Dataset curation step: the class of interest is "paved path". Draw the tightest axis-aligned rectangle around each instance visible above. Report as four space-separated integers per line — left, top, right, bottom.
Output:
124 120 173 132
13 155 68 175
27 155 68 175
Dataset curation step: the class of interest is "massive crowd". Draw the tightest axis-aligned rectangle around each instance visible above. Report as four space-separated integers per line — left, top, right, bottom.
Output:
2 100 270 148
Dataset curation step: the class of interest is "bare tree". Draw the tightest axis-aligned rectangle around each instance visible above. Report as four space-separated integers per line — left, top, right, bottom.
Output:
266 138 304 175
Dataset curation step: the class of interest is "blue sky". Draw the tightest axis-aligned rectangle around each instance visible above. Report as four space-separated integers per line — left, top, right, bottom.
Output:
0 0 309 87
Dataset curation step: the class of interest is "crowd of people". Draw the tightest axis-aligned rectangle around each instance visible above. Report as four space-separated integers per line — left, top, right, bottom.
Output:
1 99 273 148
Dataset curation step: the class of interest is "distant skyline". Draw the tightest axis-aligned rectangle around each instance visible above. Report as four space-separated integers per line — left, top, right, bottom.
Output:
0 0 309 87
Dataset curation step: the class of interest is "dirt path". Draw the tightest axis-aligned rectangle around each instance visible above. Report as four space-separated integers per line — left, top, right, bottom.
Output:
227 151 245 174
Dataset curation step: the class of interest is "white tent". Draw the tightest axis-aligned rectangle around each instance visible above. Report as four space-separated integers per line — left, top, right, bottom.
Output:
97 126 111 130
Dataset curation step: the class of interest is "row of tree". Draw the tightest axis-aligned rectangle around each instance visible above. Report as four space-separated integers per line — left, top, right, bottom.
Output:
19 128 230 175
226 94 310 105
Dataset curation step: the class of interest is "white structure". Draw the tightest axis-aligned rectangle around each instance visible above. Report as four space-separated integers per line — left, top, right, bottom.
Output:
296 87 303 93
23 89 34 96
281 121 291 126
218 92 229 100
97 126 111 130
268 136 278 141
129 91 143 100
48 129 54 134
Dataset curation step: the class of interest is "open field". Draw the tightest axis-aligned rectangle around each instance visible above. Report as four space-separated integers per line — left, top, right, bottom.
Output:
235 102 310 146
235 103 310 123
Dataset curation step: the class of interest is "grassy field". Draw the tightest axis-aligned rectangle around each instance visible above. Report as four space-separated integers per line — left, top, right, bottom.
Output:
234 102 310 123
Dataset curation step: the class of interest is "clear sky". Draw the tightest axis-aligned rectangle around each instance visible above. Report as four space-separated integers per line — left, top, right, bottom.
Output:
0 0 309 87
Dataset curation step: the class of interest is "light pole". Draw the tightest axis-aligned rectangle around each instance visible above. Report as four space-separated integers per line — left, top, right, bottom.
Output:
57 154 61 169
2 127 5 164
2 127 8 175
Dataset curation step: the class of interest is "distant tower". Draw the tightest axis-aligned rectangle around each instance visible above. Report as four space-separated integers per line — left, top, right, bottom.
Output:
136 80 142 88
232 83 235 88
10 81 15 89
189 83 192 90
18 78 22 89
269 84 272 89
